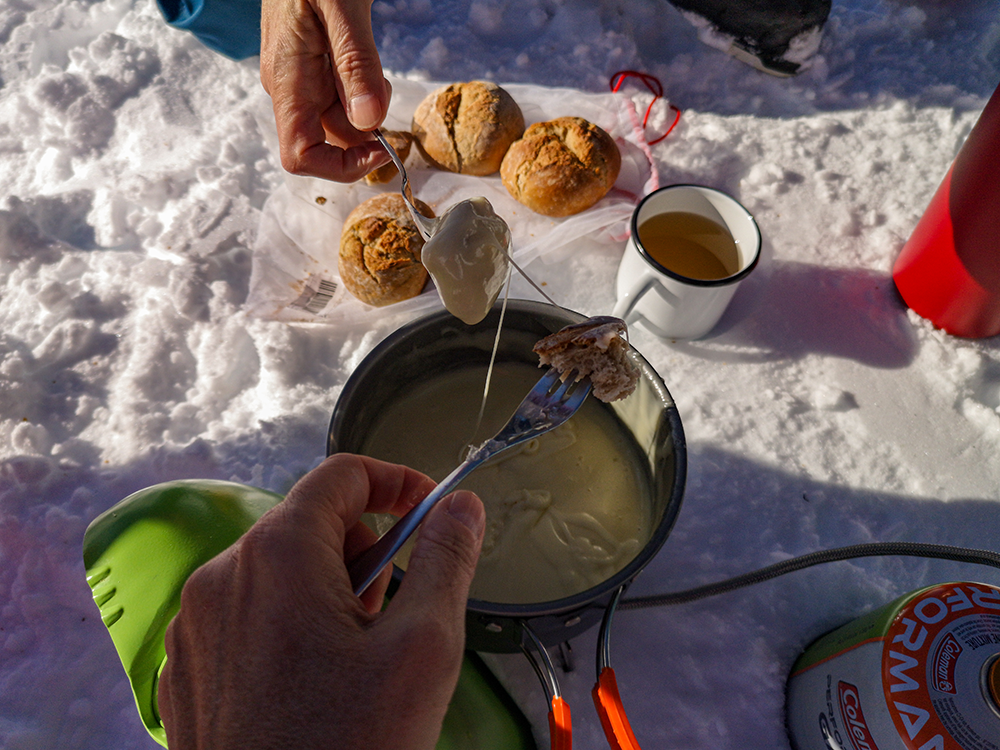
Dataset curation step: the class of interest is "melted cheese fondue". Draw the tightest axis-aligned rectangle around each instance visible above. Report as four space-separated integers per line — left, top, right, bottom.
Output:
361 362 652 603
421 197 511 325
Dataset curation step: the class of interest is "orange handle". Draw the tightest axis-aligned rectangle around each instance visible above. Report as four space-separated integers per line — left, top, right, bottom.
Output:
549 695 572 750
592 667 642 750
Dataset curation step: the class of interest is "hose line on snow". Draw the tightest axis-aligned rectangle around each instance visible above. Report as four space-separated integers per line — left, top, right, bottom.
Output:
619 542 1000 611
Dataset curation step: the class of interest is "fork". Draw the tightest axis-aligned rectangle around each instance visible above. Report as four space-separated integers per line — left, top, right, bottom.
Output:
372 128 438 241
349 368 593 596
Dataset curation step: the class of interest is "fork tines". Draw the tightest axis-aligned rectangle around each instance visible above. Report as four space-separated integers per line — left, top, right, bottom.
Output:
540 368 591 406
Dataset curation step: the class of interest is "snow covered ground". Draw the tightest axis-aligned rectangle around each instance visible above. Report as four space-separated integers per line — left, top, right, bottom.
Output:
1 0 999 747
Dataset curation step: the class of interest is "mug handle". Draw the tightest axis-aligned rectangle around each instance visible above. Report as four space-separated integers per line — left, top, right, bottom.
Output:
611 277 657 321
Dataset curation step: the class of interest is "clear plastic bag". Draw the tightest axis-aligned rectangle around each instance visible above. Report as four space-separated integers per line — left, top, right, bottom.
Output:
245 75 663 327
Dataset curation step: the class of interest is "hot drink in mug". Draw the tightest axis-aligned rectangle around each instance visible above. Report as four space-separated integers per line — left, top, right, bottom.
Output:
613 185 761 340
636 210 741 281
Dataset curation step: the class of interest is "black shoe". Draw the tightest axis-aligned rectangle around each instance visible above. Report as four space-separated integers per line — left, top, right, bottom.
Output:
669 0 831 76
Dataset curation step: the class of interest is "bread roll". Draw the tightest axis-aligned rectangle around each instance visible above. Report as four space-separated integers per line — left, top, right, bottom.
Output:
411 81 524 176
500 116 621 217
533 316 639 402
364 130 413 185
338 193 433 307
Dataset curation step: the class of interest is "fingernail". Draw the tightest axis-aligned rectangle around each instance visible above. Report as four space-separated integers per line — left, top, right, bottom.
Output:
444 491 485 535
349 93 382 130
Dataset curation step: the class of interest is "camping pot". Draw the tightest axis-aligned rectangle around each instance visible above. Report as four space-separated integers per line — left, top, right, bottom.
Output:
327 299 686 653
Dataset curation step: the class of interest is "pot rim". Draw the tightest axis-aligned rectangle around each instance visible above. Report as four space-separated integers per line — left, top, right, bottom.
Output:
327 299 687 618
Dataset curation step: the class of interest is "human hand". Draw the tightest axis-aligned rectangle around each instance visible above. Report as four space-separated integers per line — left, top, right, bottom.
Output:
260 0 392 182
157 454 486 750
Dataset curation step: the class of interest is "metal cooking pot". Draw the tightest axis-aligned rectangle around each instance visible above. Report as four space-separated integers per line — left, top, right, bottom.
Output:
326 299 686 654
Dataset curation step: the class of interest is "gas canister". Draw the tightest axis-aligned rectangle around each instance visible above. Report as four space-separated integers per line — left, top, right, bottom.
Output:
786 581 1000 750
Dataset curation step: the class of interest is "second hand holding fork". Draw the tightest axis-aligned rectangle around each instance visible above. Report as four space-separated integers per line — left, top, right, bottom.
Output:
348 368 592 596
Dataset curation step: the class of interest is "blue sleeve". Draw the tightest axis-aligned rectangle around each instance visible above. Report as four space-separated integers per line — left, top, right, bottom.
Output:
156 0 262 60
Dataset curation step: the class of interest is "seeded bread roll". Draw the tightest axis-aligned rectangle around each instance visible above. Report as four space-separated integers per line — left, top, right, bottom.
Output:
533 316 639 402
500 116 621 217
364 130 413 185
411 81 525 176
338 193 433 307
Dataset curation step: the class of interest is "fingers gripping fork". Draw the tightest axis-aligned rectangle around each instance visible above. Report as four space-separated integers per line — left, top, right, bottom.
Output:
347 368 592 596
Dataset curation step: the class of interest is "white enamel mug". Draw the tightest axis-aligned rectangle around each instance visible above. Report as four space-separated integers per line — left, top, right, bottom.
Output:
613 185 761 340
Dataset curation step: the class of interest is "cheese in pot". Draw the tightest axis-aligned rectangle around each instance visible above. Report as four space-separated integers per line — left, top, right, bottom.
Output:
361 362 652 603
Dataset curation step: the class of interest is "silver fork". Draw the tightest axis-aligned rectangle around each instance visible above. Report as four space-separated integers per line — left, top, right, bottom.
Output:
372 128 437 241
349 368 592 596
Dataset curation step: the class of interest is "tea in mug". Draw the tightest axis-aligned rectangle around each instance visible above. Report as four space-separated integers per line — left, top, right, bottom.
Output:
637 211 740 281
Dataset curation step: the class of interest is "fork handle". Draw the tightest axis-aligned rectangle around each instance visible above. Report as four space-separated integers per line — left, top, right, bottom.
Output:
349 457 482 596
371 129 437 241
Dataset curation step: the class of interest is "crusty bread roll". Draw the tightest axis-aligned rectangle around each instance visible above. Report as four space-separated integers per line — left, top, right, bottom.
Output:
364 130 413 185
411 81 525 176
533 316 639 402
500 116 621 217
339 193 433 307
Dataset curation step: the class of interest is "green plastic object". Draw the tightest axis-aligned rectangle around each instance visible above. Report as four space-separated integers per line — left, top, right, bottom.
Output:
440 652 537 750
83 479 536 750
83 479 284 746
